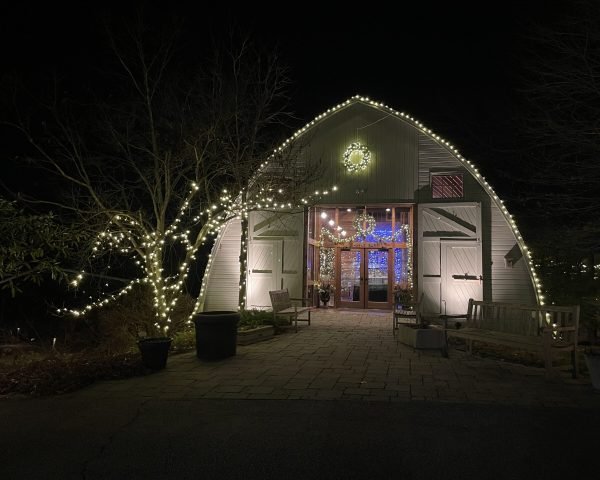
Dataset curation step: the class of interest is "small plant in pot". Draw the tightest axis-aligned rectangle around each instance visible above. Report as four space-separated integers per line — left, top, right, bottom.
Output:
394 282 414 309
318 283 333 307
318 275 333 307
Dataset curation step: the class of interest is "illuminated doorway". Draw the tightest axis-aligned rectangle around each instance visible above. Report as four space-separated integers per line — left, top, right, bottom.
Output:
308 206 413 309
338 247 392 308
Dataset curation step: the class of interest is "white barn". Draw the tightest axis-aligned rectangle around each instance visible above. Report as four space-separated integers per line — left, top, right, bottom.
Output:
198 96 541 316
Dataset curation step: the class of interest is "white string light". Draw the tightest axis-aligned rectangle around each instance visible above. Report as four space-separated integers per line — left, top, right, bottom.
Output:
258 95 542 304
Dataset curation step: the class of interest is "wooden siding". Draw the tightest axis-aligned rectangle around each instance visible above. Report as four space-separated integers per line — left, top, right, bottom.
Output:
418 135 462 188
202 219 241 312
417 134 483 202
490 204 536 304
297 102 419 204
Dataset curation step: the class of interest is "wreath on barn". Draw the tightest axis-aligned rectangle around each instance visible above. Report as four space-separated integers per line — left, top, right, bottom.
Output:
352 213 376 239
343 142 371 173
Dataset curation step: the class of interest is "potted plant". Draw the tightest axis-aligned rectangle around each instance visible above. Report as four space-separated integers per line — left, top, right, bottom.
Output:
393 282 414 309
137 336 172 370
318 283 333 307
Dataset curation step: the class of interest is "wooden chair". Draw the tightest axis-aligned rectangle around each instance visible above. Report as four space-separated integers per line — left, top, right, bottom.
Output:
393 292 424 335
269 289 313 333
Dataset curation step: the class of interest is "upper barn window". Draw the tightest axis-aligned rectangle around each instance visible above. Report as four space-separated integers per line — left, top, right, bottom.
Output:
431 173 464 199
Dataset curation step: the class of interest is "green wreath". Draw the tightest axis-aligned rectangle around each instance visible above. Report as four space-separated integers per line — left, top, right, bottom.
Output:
343 142 371 172
352 213 376 238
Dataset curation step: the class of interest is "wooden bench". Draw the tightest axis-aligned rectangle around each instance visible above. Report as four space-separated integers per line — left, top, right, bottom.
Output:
446 299 580 378
269 289 313 333
393 293 424 335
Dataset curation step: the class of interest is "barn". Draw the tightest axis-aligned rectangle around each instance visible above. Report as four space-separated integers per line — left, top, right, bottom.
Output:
197 96 542 316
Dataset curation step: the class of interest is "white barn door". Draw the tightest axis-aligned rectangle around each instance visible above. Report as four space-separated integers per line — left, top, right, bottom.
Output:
418 203 482 317
247 240 281 309
246 211 304 309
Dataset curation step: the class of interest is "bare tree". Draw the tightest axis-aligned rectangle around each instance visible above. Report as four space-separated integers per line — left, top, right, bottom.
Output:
201 36 322 309
516 1 600 339
517 0 600 254
3 21 321 334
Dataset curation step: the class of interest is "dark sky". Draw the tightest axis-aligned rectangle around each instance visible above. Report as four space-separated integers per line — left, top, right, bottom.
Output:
0 2 570 200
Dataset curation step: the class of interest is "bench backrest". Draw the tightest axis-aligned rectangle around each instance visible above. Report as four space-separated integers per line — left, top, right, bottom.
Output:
466 299 580 338
269 289 292 313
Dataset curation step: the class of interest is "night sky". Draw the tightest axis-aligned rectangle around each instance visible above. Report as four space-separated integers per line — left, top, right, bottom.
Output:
0 2 570 205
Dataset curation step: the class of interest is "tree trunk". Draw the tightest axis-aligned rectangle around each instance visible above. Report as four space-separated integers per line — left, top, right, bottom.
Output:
238 195 248 310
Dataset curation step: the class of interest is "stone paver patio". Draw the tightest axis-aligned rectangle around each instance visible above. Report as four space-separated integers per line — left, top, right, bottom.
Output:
81 309 599 407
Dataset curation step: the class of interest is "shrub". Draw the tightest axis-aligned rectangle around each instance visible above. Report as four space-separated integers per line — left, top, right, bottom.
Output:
78 284 195 354
171 328 195 352
238 309 273 331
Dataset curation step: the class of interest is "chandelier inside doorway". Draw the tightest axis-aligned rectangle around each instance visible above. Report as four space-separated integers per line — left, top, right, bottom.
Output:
320 212 410 244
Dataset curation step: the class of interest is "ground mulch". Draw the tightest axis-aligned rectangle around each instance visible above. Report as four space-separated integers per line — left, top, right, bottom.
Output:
0 352 149 397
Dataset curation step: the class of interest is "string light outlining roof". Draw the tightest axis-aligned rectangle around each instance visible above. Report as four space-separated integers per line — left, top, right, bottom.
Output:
262 94 543 305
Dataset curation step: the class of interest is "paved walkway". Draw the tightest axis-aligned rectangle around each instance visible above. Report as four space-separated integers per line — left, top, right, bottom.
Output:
79 309 599 407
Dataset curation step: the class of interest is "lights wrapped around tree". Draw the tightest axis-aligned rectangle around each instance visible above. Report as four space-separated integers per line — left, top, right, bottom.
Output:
192 182 341 315
63 179 342 330
343 142 371 173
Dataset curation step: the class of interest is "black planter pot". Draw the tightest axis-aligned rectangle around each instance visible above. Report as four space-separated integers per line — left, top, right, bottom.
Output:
193 311 240 360
138 337 172 370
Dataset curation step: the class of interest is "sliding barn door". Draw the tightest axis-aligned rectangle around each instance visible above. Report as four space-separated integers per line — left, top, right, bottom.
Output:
419 203 482 316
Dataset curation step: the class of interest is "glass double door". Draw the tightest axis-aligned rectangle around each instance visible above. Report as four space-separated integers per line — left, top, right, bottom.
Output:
337 248 391 309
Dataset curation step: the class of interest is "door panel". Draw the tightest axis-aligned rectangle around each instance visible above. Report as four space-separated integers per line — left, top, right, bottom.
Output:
419 203 481 316
441 241 483 315
247 240 281 308
339 249 363 307
366 249 390 308
422 278 441 315
337 248 393 308
422 241 441 276
281 238 302 296
421 240 441 315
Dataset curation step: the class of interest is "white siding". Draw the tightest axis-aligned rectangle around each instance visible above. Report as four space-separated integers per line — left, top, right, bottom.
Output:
202 219 241 312
490 205 536 304
293 102 419 204
418 135 461 188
